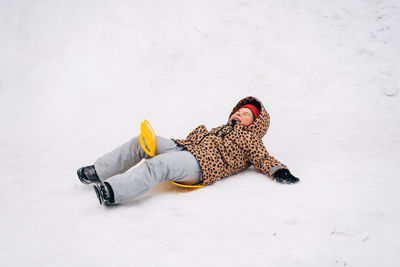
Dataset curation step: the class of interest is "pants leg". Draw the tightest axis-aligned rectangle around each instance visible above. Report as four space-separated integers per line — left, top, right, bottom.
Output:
94 135 182 181
105 151 202 204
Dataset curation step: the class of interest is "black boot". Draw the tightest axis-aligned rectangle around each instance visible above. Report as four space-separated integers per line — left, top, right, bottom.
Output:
77 165 101 184
93 182 115 205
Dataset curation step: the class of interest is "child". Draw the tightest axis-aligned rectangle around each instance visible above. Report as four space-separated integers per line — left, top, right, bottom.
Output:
77 96 300 205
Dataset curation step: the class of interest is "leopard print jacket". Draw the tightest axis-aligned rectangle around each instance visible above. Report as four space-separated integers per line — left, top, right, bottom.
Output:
172 96 286 186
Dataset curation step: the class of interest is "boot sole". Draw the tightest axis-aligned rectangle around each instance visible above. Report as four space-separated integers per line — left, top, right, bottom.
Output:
93 185 103 205
77 168 91 184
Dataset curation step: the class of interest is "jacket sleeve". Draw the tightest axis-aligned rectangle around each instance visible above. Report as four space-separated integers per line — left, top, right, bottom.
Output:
247 138 287 178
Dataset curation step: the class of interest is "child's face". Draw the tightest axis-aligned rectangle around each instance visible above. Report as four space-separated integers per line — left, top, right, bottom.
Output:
229 107 255 126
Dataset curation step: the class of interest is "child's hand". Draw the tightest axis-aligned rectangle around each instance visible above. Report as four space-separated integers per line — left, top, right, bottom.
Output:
273 169 300 184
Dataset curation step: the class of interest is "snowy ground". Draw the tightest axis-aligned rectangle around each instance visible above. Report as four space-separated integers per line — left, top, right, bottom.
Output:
1 0 399 266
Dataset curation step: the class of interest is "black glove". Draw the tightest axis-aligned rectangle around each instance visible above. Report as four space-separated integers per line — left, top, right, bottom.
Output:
273 169 300 184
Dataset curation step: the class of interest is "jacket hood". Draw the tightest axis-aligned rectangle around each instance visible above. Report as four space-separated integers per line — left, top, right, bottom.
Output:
228 96 270 139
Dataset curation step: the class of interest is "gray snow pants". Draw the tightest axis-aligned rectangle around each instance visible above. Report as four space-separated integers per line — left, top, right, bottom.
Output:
93 136 202 203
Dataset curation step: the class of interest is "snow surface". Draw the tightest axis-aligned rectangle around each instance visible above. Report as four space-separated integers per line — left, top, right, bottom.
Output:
1 0 399 266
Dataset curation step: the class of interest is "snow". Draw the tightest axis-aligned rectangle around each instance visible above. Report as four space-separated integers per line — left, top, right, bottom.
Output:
1 0 399 266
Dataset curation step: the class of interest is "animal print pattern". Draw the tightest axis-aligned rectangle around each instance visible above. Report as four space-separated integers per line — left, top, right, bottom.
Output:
172 96 286 186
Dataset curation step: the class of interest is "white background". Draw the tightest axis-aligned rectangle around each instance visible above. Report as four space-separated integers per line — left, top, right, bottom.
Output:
1 0 399 266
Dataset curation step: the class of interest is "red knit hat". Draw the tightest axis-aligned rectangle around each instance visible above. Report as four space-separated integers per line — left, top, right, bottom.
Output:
240 104 260 120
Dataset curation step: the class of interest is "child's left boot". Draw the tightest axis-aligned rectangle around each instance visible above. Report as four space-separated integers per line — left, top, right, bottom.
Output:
77 165 101 184
93 182 115 205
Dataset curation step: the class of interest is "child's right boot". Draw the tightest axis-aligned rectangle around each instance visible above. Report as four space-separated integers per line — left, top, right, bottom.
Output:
93 182 115 205
77 165 101 184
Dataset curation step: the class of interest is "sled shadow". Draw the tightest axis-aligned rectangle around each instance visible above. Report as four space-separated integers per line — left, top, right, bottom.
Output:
122 181 200 206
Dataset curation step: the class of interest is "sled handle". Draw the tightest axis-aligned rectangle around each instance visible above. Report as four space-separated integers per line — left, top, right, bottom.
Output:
139 120 156 157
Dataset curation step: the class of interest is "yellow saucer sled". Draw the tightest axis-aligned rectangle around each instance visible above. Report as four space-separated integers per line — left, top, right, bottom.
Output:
139 120 204 189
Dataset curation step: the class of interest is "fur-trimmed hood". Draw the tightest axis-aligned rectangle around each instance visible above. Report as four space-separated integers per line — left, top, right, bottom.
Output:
227 96 270 140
